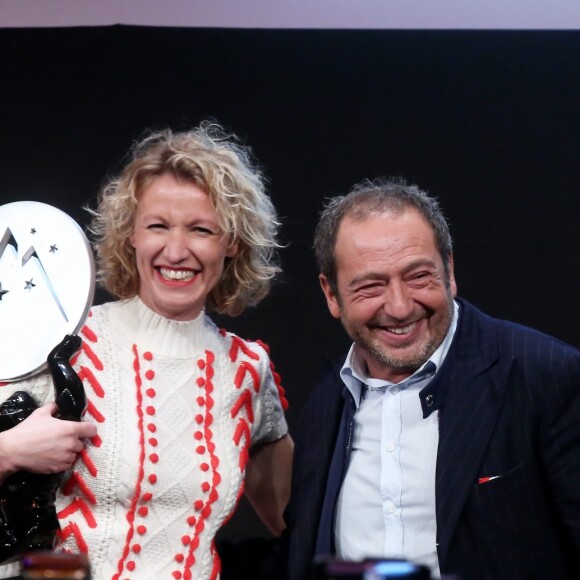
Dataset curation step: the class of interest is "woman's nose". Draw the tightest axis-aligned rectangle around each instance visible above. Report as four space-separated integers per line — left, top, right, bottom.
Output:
164 229 190 262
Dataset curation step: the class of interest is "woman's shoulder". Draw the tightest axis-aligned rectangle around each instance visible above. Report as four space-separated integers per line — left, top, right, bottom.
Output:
81 297 137 337
83 299 116 325
212 324 271 365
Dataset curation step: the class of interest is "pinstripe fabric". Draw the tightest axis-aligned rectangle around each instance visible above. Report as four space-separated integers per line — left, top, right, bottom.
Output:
285 298 580 580
284 359 345 580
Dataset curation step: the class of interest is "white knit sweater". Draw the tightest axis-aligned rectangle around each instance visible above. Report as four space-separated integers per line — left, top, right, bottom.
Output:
0 297 288 580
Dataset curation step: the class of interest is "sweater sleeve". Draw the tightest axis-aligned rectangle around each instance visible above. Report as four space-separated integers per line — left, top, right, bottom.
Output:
249 345 289 448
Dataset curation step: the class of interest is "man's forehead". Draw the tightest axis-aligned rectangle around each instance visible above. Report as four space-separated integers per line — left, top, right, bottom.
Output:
337 207 433 240
333 208 443 273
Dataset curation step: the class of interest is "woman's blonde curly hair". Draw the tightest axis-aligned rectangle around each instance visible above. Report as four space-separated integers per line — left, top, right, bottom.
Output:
88 122 280 316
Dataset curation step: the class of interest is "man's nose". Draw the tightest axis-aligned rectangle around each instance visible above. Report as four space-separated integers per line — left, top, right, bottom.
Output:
383 281 414 320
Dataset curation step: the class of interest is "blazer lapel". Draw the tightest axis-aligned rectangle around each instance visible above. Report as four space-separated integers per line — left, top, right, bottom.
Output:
435 300 514 564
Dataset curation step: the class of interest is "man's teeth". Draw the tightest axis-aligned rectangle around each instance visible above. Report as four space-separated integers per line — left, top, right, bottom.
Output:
387 322 416 335
159 268 194 281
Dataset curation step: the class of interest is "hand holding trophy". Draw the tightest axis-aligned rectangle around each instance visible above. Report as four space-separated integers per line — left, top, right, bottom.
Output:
0 201 95 570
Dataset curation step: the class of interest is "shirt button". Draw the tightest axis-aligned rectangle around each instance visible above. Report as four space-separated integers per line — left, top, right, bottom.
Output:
391 386 400 394
386 442 396 452
386 503 395 514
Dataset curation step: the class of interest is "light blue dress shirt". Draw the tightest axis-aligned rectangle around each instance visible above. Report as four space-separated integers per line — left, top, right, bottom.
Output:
335 301 459 579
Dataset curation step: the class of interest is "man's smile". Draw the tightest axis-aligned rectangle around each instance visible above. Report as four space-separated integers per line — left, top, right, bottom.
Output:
384 321 418 335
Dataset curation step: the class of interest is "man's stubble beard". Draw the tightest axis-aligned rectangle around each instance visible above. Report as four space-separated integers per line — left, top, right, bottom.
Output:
341 296 454 377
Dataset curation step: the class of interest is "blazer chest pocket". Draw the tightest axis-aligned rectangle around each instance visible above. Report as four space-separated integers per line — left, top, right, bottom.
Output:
472 462 535 505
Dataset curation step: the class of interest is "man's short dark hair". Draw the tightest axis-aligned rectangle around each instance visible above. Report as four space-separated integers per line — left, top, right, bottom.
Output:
314 177 453 296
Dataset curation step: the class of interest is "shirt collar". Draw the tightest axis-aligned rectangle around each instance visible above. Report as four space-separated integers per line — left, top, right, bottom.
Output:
340 299 459 407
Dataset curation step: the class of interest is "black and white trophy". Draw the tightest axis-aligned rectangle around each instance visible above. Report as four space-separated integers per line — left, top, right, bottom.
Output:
0 201 95 564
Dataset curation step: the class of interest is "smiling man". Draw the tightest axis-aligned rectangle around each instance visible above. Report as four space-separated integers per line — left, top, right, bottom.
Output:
284 178 580 580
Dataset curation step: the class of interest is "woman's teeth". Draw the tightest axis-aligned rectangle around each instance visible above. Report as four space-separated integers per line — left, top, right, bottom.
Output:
159 268 194 281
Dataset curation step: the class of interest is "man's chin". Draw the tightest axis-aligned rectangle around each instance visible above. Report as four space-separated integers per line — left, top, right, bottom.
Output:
368 342 434 373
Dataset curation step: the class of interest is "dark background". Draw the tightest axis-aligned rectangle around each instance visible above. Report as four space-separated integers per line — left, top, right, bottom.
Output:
1 26 579 539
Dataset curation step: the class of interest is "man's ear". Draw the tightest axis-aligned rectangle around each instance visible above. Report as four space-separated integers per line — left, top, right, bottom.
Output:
319 274 341 319
447 253 457 297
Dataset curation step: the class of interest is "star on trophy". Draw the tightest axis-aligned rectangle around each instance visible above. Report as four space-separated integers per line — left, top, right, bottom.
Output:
0 201 95 566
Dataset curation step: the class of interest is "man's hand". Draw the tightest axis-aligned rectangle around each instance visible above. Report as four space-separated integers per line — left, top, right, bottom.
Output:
0 403 97 481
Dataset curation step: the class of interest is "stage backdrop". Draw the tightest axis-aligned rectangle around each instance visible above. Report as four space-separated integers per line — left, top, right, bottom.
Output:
0 25 579 539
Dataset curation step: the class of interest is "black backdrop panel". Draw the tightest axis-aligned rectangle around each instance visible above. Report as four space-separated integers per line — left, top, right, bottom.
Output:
1 26 579 539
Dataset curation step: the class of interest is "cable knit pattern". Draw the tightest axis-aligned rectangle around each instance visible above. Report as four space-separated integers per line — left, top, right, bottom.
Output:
0 297 288 580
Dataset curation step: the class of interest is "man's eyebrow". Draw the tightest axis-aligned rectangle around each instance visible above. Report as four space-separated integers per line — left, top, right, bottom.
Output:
400 258 438 274
348 271 388 288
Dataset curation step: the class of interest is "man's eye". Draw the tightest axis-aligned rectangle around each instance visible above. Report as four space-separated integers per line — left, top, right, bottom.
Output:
409 272 431 284
357 283 382 293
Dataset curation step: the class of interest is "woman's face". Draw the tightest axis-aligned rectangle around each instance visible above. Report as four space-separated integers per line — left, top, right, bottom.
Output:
130 173 238 321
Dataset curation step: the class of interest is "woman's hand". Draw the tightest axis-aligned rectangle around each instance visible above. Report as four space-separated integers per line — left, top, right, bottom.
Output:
0 402 97 482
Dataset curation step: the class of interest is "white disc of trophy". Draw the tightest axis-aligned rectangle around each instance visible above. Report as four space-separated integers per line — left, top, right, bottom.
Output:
0 201 95 381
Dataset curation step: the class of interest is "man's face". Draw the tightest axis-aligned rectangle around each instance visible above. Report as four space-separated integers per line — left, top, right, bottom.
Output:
320 208 457 383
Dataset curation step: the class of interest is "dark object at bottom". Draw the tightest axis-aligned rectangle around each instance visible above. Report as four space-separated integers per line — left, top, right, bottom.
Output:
217 536 283 580
314 557 431 579
21 550 91 579
0 335 86 564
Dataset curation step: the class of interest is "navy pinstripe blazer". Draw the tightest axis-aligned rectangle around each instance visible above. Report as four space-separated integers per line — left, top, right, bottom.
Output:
284 298 580 579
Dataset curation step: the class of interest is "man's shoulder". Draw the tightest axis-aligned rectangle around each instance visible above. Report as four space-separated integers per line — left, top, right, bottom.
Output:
457 298 580 366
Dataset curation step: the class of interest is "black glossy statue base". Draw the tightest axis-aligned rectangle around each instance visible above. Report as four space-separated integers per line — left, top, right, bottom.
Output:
0 335 86 564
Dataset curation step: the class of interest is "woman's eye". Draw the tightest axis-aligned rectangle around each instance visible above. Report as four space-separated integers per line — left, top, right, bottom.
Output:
147 223 166 230
192 226 215 235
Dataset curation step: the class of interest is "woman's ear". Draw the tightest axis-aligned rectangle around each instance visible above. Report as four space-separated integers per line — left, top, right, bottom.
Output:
226 240 239 258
